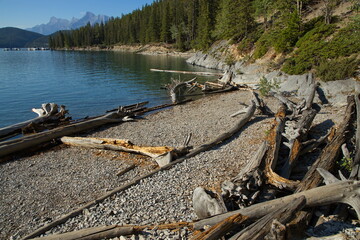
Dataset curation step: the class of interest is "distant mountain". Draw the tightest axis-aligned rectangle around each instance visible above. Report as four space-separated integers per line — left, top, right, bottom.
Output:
0 27 44 48
26 12 110 35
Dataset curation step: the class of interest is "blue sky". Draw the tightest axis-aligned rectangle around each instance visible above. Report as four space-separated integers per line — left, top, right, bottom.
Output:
0 0 156 29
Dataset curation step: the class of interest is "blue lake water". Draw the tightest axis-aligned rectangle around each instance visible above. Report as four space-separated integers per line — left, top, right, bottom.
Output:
0 50 217 128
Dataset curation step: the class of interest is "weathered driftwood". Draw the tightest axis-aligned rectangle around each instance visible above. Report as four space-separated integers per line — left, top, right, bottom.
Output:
221 141 268 208
230 196 306 240
0 111 127 159
0 103 67 141
22 99 256 240
116 164 136 176
31 222 193 240
280 108 318 179
31 225 134 240
191 213 248 240
168 78 196 103
61 136 174 158
251 90 274 116
194 180 360 230
193 187 227 219
106 101 149 113
263 104 299 190
296 96 355 192
150 68 223 77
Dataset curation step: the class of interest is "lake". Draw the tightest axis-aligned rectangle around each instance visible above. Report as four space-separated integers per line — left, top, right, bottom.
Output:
0 50 217 128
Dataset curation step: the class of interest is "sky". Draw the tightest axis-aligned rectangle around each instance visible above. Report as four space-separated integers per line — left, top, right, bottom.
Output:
0 0 156 29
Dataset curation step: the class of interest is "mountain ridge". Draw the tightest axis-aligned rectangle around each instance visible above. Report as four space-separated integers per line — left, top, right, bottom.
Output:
26 12 110 35
0 27 44 48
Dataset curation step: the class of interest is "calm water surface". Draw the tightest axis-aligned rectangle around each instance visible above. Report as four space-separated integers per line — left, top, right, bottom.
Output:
0 50 216 128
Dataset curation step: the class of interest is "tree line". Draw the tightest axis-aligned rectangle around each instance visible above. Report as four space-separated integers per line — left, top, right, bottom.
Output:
49 0 306 50
49 0 359 81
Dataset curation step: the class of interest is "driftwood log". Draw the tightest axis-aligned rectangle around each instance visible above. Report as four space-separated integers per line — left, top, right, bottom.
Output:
191 213 248 240
230 196 306 240
0 111 127 159
31 222 193 240
0 103 67 141
194 180 360 230
60 136 174 158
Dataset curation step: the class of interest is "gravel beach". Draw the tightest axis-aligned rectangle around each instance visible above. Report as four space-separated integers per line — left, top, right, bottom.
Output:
0 90 345 240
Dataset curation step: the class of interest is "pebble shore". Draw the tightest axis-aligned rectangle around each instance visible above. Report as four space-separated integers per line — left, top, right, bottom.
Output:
0 90 345 240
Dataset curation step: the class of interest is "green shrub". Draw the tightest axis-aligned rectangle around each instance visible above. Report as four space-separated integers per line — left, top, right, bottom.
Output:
259 76 280 96
316 57 360 82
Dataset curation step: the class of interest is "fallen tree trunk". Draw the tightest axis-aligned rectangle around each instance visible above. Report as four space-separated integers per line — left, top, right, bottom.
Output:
61 137 174 158
194 180 360 230
0 103 67 141
231 196 306 240
150 68 223 77
0 111 127 159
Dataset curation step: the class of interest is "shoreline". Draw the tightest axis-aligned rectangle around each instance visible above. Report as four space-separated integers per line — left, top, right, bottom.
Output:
0 90 347 239
55 43 195 58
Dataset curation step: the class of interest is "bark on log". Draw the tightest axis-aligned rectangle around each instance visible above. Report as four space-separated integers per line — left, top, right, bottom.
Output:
150 68 223 77
61 136 174 158
0 103 67 141
106 101 149 113
191 213 248 240
0 111 127 159
194 180 360 230
230 196 306 240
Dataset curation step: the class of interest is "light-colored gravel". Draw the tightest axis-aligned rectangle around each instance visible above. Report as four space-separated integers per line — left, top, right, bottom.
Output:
0 90 346 240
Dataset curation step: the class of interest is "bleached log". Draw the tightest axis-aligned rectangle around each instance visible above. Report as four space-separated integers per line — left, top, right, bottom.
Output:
61 137 174 158
0 103 67 141
230 196 306 240
150 68 223 77
0 111 127 159
194 180 360 230
169 78 196 103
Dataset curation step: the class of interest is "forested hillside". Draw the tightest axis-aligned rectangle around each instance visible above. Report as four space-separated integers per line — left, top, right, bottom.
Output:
49 0 360 81
0 27 44 48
